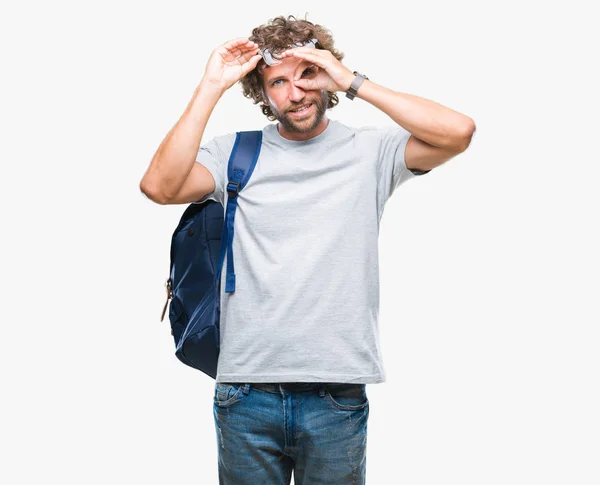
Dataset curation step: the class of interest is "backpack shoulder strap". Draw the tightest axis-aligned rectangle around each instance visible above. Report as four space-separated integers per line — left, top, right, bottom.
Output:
226 131 263 196
216 130 262 293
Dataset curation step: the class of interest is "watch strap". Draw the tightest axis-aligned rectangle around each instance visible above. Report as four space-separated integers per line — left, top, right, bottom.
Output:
346 71 368 100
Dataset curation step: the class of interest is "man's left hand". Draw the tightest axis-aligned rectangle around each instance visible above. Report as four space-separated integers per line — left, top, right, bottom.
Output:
281 47 355 93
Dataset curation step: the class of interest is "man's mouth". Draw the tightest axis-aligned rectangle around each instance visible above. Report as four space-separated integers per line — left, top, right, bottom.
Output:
288 103 313 114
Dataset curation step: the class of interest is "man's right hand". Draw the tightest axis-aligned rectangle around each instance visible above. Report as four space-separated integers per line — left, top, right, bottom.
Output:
203 38 262 91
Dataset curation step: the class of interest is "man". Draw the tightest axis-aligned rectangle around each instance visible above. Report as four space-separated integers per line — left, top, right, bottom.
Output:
140 15 475 485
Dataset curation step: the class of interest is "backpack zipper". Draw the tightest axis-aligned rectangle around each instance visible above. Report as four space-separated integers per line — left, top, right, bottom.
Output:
160 277 172 322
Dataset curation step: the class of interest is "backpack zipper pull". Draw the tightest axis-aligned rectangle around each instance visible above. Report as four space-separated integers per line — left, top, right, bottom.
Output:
160 277 172 322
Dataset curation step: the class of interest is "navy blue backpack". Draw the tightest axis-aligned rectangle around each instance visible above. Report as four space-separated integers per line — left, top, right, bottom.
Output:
160 130 262 378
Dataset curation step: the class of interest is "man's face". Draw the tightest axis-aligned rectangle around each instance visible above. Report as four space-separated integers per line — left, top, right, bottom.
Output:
260 56 329 134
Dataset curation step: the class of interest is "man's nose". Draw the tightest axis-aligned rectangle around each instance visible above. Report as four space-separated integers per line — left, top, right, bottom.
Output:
288 82 305 103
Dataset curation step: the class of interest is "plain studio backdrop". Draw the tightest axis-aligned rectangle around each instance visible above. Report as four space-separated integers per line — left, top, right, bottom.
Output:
1 1 598 484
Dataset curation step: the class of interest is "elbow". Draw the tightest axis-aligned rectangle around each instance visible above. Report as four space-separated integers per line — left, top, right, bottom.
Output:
460 118 476 151
139 178 171 205
450 118 476 153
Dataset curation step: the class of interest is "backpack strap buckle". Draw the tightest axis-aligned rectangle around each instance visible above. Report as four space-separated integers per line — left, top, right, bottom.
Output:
226 181 241 198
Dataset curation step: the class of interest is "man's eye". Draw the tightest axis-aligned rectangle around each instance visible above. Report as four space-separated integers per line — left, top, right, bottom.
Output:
272 68 314 86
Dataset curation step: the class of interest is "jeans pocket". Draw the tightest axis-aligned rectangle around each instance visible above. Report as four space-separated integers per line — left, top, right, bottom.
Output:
214 383 244 408
325 383 369 411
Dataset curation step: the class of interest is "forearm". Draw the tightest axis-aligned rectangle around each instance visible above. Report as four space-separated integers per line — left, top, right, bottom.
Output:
355 79 475 150
140 79 225 203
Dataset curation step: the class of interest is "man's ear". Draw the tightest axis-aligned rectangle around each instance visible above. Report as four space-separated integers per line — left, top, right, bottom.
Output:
256 70 268 106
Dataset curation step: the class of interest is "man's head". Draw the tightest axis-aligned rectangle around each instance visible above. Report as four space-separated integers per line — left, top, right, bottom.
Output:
240 15 345 131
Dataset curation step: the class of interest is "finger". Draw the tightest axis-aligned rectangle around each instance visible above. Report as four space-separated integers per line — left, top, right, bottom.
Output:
293 79 317 90
223 38 253 49
240 54 263 76
282 49 327 68
220 42 258 61
237 48 261 65
222 39 257 55
284 46 325 54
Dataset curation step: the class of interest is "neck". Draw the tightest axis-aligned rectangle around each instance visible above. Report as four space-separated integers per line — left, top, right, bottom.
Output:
277 116 330 141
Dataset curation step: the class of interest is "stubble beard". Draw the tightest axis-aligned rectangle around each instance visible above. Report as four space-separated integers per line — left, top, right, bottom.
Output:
271 91 329 133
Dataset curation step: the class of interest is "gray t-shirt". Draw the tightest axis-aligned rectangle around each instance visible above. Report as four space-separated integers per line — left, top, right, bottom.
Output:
195 119 429 384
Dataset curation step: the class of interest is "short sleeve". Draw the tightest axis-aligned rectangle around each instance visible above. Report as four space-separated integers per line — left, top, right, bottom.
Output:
376 125 430 210
193 133 237 206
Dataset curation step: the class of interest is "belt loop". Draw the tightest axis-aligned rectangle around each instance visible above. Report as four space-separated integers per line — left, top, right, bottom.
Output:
242 383 250 395
318 385 326 398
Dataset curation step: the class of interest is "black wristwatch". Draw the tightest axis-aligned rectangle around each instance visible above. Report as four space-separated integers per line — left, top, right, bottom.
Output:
345 71 368 100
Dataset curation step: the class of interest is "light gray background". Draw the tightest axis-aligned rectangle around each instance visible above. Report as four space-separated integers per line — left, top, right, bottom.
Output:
2 1 599 484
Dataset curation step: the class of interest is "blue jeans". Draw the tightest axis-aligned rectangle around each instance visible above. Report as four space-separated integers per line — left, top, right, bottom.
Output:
213 382 370 484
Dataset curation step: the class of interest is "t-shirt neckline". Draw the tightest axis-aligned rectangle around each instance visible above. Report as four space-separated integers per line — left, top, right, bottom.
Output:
267 118 337 147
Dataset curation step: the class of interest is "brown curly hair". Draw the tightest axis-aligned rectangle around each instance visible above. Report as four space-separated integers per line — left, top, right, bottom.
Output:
240 14 345 121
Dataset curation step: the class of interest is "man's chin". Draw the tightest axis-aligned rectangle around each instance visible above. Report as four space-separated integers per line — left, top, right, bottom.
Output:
282 111 322 132
284 117 313 132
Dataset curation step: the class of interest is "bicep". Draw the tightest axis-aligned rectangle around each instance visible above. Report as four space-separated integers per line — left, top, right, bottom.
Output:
165 162 216 205
405 134 461 172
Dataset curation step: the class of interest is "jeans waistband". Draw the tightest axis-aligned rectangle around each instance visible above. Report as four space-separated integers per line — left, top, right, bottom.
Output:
249 382 323 393
247 382 365 394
